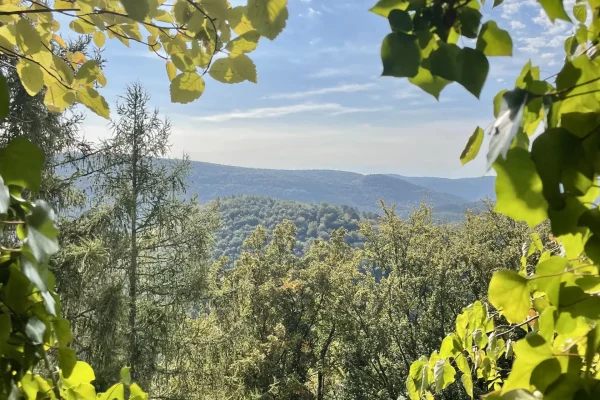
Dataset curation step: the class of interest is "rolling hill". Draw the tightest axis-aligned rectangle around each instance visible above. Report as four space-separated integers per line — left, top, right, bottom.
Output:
185 161 491 215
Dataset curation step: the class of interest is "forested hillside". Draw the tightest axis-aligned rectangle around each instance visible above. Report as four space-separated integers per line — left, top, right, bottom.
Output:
214 196 377 261
388 175 496 201
185 161 476 215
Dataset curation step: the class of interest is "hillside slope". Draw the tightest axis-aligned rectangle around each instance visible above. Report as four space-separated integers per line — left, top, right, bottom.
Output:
388 175 496 201
214 196 377 261
186 161 471 214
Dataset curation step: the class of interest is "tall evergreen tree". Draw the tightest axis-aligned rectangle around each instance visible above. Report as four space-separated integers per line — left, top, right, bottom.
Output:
57 83 218 390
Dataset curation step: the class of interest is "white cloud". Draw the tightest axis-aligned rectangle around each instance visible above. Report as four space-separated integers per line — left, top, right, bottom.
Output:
300 0 311 2
308 7 321 17
264 83 375 100
510 21 526 30
496 78 505 83
194 103 389 122
309 67 353 78
501 0 537 18
540 52 555 59
393 91 421 100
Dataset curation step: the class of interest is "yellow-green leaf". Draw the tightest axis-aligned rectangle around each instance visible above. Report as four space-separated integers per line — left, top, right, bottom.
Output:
76 87 110 118
121 0 150 22
369 0 409 17
69 19 96 34
489 270 530 324
460 127 484 165
170 72 205 103
66 361 95 384
93 31 106 47
166 61 177 81
209 54 257 84
203 0 229 21
229 7 255 35
16 59 44 96
225 31 260 55
246 0 288 40
493 148 548 227
16 18 43 55
476 21 512 57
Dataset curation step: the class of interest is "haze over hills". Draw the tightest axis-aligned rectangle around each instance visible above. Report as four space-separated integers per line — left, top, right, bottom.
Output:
185 161 495 215
387 175 496 202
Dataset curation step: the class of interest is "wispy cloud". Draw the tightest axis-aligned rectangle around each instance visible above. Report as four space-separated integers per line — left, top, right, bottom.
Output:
308 67 354 78
194 103 389 122
264 83 375 100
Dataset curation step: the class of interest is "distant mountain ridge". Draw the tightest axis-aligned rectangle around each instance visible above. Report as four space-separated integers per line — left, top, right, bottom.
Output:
185 161 494 216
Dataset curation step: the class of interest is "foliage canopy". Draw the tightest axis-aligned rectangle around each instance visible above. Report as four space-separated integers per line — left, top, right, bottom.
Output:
371 0 600 398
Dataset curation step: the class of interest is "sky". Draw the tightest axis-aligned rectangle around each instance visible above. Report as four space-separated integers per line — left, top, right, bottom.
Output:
80 0 578 178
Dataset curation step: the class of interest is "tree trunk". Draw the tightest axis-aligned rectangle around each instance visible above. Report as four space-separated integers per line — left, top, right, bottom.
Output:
128 106 139 379
317 325 335 400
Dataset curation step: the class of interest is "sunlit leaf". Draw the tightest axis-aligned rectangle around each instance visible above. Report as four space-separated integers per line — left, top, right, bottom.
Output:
493 148 548 227
460 126 484 165
170 71 205 103
476 21 512 57
247 0 288 40
489 270 530 323
209 54 258 84
16 59 44 96
538 0 571 22
76 87 110 118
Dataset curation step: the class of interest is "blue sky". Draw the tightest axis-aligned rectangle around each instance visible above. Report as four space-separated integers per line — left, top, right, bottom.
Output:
81 0 577 177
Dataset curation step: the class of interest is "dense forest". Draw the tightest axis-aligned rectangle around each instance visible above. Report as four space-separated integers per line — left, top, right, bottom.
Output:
2 1 600 400
213 196 377 261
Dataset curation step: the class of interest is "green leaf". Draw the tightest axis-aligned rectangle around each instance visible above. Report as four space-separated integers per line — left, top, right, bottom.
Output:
21 256 56 315
532 128 593 207
381 32 420 78
493 0 504 7
0 137 44 191
370 0 408 17
429 43 460 81
456 48 488 98
170 72 205 103
537 0 571 22
460 127 484 165
493 148 548 227
26 200 59 262
434 359 455 391
0 70 8 119
388 9 412 33
503 334 554 392
409 67 449 99
25 317 46 345
457 7 482 39
489 270 530 323
534 257 568 306
53 318 73 347
209 54 257 84
120 367 132 385
246 0 288 40
59 347 77 379
121 0 149 21
574 4 587 24
439 334 462 358
476 21 512 57
461 372 473 399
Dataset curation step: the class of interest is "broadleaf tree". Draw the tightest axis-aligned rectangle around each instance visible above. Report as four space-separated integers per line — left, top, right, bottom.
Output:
0 0 288 398
371 0 600 398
